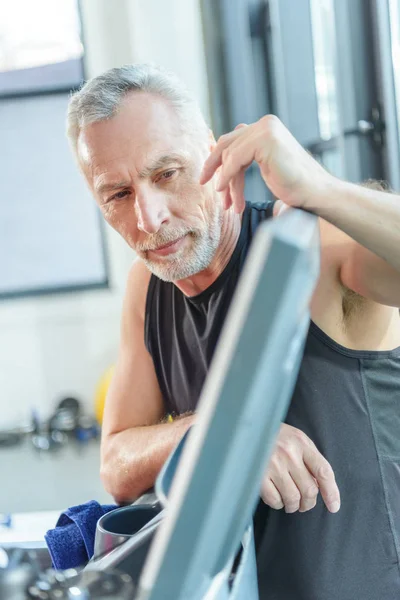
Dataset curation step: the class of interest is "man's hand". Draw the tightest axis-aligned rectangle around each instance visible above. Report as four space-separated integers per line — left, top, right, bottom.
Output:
199 116 334 213
262 423 340 514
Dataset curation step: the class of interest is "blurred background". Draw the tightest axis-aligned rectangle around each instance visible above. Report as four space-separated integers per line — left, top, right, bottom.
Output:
0 0 399 517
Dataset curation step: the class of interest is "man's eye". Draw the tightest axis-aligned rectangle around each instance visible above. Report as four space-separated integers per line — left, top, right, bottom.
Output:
159 169 177 181
109 190 130 202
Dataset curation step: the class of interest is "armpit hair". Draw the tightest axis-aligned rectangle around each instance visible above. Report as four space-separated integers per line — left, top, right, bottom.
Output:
361 178 392 192
341 287 368 323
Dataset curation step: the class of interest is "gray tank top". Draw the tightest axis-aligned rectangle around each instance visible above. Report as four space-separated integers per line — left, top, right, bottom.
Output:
256 322 400 599
145 202 400 599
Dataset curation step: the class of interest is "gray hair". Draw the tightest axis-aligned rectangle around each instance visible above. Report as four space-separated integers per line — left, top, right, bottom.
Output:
67 63 209 155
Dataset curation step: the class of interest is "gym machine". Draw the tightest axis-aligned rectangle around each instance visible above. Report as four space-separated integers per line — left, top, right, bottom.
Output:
0 209 319 599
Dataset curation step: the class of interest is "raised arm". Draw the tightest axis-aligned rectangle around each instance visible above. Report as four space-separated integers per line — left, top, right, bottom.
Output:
200 116 400 308
100 260 194 504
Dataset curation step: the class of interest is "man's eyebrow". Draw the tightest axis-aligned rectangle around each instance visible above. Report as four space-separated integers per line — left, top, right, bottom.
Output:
95 154 189 195
95 180 131 195
138 153 189 178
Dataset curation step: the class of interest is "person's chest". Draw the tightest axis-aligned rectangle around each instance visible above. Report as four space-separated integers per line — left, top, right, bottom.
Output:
152 272 240 415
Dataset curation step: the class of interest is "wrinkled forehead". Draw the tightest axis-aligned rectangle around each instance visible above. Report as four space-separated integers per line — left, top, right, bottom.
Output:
77 92 193 173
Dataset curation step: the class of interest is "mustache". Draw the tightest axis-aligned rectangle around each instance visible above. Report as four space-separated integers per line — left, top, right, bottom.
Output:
136 228 196 252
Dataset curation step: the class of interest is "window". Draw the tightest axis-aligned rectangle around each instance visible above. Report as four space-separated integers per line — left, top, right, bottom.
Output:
0 0 83 95
389 0 400 140
0 0 108 299
202 0 395 186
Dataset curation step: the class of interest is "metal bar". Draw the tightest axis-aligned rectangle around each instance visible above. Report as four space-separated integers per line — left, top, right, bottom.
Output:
137 209 320 600
370 0 400 189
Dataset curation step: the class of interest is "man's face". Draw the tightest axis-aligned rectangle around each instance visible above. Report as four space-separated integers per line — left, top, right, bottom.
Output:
78 92 222 281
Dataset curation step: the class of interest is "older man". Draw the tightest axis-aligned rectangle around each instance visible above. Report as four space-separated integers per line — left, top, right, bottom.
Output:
67 64 400 599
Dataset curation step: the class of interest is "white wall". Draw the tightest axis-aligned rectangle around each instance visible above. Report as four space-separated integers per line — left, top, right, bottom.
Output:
127 0 210 120
0 0 210 427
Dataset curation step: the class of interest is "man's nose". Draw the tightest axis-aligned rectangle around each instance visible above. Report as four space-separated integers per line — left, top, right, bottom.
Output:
136 192 170 234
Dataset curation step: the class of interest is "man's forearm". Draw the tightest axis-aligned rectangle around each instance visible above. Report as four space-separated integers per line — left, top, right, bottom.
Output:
101 414 195 504
308 178 400 272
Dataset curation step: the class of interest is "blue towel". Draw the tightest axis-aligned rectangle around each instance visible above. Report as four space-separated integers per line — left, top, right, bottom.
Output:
45 500 117 569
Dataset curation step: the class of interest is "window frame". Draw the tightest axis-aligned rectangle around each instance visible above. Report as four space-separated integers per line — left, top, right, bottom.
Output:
0 0 110 301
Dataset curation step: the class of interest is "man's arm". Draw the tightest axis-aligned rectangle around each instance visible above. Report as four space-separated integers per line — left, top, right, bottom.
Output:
200 115 400 308
307 180 400 307
102 261 340 512
100 260 194 504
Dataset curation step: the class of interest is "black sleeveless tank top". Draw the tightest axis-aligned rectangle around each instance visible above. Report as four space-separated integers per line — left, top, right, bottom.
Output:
145 201 400 599
145 201 274 415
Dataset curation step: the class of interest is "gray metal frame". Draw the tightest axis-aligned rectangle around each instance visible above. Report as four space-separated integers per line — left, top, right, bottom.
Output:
201 0 400 185
200 0 273 204
332 0 385 182
267 0 320 147
135 209 319 600
201 0 272 136
370 0 400 190
268 0 386 182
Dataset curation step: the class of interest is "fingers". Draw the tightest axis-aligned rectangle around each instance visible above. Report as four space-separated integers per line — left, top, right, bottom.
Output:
288 463 319 513
199 128 244 185
229 168 246 213
262 424 340 515
199 122 251 214
216 135 255 192
265 460 319 513
261 478 284 510
304 446 341 513
269 471 301 513
229 124 249 210
221 186 233 211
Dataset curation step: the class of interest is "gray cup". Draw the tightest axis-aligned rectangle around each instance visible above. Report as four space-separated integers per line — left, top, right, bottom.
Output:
94 504 161 560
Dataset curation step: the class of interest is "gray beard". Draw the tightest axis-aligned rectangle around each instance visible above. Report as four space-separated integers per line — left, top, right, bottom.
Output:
142 208 223 282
